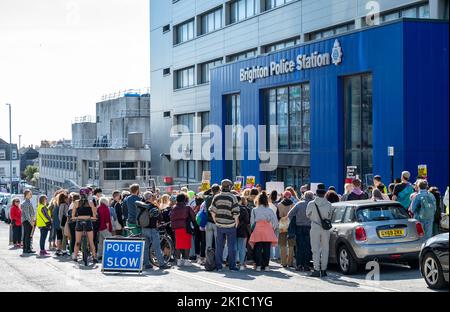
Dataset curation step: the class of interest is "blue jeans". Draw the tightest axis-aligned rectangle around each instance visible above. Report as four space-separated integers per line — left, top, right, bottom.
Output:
142 228 164 266
235 237 247 264
215 227 237 270
40 228 49 251
295 226 312 267
419 219 434 239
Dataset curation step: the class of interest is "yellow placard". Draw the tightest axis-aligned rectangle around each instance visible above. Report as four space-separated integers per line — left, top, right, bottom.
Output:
418 165 427 178
246 176 256 189
201 180 211 192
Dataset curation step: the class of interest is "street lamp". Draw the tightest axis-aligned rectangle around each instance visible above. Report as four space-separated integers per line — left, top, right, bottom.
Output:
184 147 192 188
5 104 12 195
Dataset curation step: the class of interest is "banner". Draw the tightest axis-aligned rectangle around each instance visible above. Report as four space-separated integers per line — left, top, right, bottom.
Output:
102 238 145 273
266 182 285 196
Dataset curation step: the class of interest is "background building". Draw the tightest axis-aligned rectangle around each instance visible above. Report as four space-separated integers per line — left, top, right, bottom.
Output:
39 90 152 195
0 138 20 193
149 0 449 186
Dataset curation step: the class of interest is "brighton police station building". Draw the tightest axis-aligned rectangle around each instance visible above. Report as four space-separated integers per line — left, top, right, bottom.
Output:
210 19 449 192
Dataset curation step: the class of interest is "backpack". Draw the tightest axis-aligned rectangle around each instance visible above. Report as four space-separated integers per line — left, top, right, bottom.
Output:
398 184 414 209
136 201 159 228
196 207 208 229
204 247 216 271
416 194 435 220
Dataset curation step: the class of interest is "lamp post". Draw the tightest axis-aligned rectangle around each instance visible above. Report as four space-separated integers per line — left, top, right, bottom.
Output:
388 146 394 184
5 104 13 195
184 147 192 188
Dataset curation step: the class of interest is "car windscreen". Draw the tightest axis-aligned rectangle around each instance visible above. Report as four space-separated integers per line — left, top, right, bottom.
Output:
356 205 409 222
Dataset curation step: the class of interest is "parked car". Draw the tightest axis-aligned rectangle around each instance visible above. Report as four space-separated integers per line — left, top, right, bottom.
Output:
419 233 449 290
329 200 426 275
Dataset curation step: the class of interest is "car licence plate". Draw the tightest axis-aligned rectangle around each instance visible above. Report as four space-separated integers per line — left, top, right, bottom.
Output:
378 229 405 238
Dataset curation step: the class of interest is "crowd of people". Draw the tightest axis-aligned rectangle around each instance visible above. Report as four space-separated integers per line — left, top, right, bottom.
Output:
5 170 449 278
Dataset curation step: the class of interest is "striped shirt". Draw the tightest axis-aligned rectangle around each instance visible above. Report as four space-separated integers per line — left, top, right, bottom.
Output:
21 199 35 224
210 191 240 228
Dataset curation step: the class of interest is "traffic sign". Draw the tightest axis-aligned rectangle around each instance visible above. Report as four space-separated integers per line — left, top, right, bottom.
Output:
102 238 145 273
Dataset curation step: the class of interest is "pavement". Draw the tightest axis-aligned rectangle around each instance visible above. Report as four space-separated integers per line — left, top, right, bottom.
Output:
0 222 439 292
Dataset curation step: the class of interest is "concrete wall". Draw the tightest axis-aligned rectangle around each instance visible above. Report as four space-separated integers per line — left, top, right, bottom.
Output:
72 122 97 147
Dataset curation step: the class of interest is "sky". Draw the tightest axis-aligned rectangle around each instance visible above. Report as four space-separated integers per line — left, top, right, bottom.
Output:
0 0 150 148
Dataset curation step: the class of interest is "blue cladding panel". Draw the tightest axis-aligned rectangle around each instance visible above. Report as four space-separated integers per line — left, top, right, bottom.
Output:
210 20 448 192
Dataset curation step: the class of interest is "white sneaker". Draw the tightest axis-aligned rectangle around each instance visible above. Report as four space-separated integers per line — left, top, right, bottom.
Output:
177 259 183 267
256 266 261 272
183 260 193 267
240 265 246 271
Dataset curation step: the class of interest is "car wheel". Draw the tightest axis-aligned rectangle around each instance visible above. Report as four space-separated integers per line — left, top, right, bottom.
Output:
422 252 447 290
338 245 359 275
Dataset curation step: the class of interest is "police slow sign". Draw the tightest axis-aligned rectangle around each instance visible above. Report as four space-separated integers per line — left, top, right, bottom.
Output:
102 238 145 273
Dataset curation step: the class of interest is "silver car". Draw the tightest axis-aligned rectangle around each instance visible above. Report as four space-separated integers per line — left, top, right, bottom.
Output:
329 200 427 275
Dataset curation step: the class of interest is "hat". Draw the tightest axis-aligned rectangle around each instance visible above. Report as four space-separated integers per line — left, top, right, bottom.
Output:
402 171 411 180
315 183 327 196
221 179 233 189
282 191 292 199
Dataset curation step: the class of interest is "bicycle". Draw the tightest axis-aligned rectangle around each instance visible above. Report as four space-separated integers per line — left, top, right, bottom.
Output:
74 217 96 266
123 222 175 267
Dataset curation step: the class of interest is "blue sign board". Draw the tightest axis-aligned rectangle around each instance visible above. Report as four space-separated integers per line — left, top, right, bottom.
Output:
102 239 145 273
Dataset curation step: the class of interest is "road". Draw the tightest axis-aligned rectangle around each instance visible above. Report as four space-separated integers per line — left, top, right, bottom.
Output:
0 222 437 292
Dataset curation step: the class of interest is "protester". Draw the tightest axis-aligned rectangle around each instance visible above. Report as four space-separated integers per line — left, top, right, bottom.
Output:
285 187 300 204
346 179 368 201
300 185 309 199
340 183 353 201
306 183 332 278
247 188 259 210
67 194 79 255
97 197 113 260
372 189 385 201
429 187 442 236
111 191 123 235
58 193 70 256
125 184 142 235
205 184 221 251
249 191 278 272
193 195 206 263
277 191 295 268
72 188 98 263
325 190 340 204
170 193 196 267
392 171 415 209
288 191 314 272
411 180 436 239
10 198 22 249
236 195 250 270
210 179 240 272
21 190 36 255
36 195 52 257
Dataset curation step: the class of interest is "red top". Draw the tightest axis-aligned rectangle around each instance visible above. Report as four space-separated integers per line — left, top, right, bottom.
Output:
98 203 112 232
10 204 22 226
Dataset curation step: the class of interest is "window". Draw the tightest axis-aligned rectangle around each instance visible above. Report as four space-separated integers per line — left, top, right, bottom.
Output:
201 161 211 172
200 7 222 34
88 161 100 180
12 150 17 159
163 68 171 76
103 162 138 181
200 111 210 132
0 150 5 160
163 24 171 33
265 83 310 151
264 0 294 11
229 0 256 24
176 113 195 133
263 37 301 53
269 167 310 190
226 49 257 63
356 205 409 222
381 3 430 22
199 58 222 84
0 167 5 176
163 111 171 118
177 160 195 179
343 207 355 223
226 94 241 180
308 22 355 41
175 19 195 44
175 66 195 89
344 73 373 184
332 207 347 223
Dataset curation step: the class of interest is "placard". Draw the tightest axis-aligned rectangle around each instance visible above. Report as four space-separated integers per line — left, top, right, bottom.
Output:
234 176 245 191
346 166 358 179
310 183 320 195
418 165 427 179
266 182 285 196
102 238 145 273
201 180 211 192
202 171 211 182
246 176 256 189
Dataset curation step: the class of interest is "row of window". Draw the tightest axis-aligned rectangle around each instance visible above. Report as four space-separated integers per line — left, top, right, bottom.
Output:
174 0 296 44
0 149 18 160
175 111 210 134
177 160 211 179
41 155 78 171
0 167 18 177
103 162 151 181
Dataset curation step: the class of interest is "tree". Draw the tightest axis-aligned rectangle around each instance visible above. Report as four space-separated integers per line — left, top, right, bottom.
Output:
24 165 39 182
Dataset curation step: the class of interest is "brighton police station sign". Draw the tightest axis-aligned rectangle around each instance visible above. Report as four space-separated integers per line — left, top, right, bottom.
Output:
240 39 343 83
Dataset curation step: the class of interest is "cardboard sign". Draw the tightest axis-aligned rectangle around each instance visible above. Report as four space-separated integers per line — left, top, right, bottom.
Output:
102 238 145 273
418 165 427 179
246 176 256 189
234 176 245 191
266 182 285 196
202 171 211 182
346 166 358 179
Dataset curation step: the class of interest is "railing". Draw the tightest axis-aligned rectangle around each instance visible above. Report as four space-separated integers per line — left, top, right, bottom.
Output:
72 115 96 124
100 88 150 102
115 109 150 118
69 138 151 149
